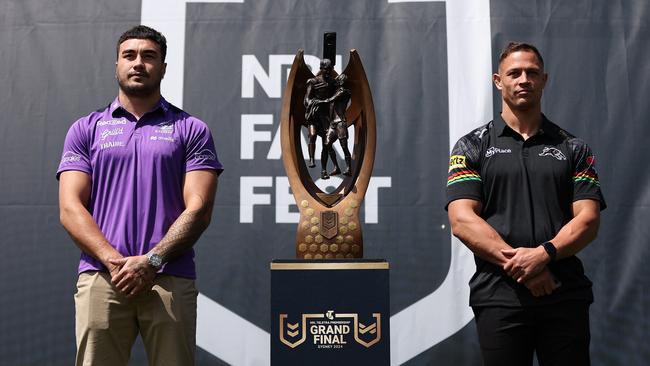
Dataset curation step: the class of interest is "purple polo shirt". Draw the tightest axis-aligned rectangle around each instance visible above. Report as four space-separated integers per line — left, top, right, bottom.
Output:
57 97 223 279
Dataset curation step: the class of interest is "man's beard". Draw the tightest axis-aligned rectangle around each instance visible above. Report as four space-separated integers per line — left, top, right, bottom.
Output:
118 77 161 98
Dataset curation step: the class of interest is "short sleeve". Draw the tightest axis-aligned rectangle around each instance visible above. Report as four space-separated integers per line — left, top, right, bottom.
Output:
183 118 224 175
571 139 606 210
56 119 92 180
446 135 483 209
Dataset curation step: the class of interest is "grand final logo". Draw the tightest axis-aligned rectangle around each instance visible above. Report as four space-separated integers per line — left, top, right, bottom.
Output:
279 311 381 349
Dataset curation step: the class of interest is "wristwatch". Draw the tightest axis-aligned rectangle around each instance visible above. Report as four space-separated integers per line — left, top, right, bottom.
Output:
146 251 163 270
541 241 557 262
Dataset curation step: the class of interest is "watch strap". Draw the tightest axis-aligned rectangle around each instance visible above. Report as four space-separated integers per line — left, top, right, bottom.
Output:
541 241 557 262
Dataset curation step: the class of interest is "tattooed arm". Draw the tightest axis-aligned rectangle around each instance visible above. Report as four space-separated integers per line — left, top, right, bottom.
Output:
151 169 218 261
110 170 218 297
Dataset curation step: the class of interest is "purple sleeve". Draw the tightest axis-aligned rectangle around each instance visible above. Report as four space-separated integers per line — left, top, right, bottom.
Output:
184 118 224 174
56 119 92 180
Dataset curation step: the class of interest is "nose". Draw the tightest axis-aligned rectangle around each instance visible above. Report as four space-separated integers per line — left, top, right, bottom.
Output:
518 71 531 84
133 54 145 68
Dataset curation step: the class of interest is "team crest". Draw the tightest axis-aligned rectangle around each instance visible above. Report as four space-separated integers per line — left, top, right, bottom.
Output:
539 146 566 161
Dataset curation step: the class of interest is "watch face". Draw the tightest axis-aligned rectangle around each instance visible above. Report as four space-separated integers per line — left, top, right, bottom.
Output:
148 253 162 268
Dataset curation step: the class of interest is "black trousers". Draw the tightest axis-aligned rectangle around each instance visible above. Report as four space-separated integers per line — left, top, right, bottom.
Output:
473 301 591 366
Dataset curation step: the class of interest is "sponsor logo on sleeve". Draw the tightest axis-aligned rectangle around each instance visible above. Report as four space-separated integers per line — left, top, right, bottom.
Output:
538 147 566 161
194 149 216 161
61 151 82 164
448 155 466 172
485 146 512 158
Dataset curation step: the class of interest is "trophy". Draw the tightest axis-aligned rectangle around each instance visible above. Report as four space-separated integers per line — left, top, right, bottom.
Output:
280 32 376 259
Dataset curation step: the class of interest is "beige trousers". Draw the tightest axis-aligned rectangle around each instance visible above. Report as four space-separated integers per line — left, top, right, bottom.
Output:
75 271 197 366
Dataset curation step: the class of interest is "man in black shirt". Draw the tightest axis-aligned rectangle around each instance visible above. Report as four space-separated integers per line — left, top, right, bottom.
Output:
447 42 605 366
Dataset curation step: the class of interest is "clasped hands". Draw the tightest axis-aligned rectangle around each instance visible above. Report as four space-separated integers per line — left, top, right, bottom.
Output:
501 246 560 297
107 255 156 298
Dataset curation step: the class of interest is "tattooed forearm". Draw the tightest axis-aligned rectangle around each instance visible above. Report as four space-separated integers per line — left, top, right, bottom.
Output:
153 205 211 263
151 171 218 264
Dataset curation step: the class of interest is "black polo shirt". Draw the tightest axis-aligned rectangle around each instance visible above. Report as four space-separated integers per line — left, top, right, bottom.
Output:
446 114 606 307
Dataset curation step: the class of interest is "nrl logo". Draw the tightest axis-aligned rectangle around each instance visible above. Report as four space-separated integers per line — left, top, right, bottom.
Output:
279 311 381 349
320 211 338 240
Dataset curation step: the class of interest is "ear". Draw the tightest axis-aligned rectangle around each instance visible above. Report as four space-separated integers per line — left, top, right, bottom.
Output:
492 73 502 90
161 62 167 79
115 61 118 79
541 72 548 89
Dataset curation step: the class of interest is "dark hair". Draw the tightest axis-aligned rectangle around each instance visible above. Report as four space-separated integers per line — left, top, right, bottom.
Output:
498 42 544 69
117 25 167 62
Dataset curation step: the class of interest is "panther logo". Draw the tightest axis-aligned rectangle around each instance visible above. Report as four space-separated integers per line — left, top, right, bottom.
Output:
539 147 566 161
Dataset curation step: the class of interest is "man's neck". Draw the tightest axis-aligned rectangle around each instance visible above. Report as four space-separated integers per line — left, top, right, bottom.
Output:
118 90 161 120
501 104 543 140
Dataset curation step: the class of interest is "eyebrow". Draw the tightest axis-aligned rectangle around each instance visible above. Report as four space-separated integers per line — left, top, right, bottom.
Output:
120 49 159 56
506 66 542 72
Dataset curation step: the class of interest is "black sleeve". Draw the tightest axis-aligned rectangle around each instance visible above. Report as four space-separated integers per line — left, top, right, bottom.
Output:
445 133 484 210
569 138 606 210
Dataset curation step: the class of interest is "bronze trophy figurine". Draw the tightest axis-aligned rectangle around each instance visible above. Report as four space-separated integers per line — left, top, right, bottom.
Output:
304 60 353 179
280 33 376 259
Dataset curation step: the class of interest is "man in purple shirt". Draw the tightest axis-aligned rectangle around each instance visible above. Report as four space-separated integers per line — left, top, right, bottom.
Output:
58 25 222 365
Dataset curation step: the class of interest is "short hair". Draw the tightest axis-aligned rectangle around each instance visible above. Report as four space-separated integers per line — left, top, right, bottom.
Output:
498 42 544 70
116 25 167 62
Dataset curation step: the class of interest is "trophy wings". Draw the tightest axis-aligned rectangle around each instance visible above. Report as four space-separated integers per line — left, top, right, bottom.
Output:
280 49 376 208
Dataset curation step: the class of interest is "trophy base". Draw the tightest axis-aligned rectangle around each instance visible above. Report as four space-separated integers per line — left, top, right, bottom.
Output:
295 198 364 259
271 259 390 365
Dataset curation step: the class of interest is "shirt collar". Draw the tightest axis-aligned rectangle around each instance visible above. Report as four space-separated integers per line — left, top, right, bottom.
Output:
538 114 552 136
494 113 509 136
110 96 170 118
495 112 551 137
